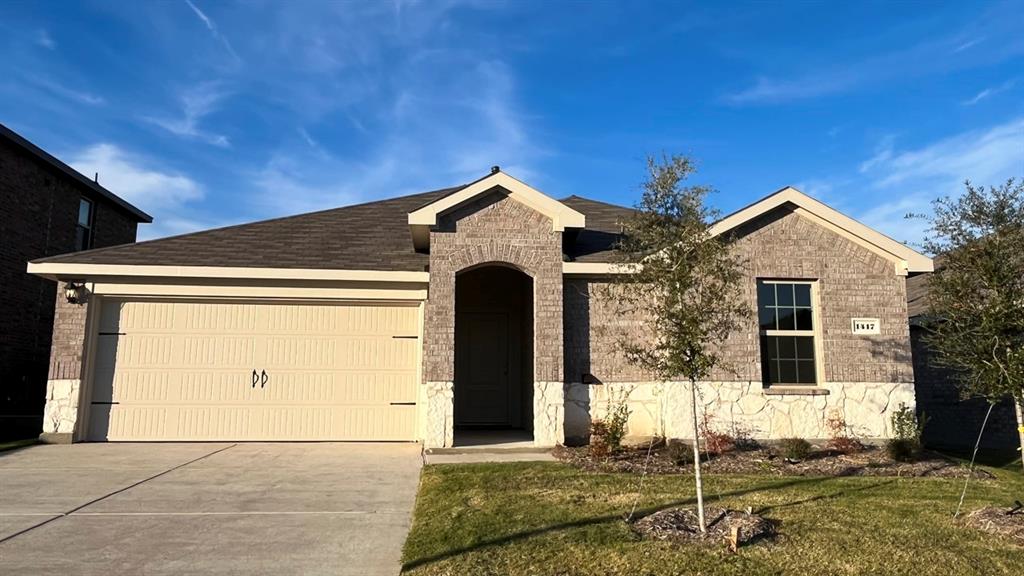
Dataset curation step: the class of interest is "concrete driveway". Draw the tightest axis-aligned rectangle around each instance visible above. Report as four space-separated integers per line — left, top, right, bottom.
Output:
0 442 422 575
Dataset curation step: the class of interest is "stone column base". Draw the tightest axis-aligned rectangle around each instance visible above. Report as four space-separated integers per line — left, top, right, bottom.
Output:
424 381 454 449
38 432 73 444
533 381 565 447
42 378 81 437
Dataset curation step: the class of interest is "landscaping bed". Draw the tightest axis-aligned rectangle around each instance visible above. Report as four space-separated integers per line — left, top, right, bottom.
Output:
632 506 774 546
963 505 1024 546
553 442 995 479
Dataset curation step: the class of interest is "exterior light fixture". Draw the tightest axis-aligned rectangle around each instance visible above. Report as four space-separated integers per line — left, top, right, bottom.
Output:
64 282 86 304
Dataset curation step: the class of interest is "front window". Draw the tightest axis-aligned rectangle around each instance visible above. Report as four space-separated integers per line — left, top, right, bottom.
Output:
75 197 94 251
757 280 818 386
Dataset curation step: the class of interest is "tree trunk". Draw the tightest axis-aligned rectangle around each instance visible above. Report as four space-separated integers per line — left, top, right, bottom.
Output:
689 377 706 532
1015 398 1024 473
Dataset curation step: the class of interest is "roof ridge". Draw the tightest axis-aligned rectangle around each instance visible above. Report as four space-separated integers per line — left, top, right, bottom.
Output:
33 186 461 265
559 194 634 210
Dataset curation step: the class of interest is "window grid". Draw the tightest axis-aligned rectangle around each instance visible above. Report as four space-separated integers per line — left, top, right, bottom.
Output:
757 280 818 386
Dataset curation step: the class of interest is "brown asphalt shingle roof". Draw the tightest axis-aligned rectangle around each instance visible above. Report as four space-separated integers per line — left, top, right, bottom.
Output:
35 188 637 271
906 254 944 318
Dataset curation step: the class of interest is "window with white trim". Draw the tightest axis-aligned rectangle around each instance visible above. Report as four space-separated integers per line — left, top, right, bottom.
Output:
75 197 94 251
757 280 818 386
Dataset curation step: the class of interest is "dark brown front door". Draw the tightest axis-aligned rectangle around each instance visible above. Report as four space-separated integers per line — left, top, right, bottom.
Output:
454 311 510 426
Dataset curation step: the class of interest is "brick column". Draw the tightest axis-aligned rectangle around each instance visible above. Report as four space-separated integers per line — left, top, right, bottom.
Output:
40 285 91 443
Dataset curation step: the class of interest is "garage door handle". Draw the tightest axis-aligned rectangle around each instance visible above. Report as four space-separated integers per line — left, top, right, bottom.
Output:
252 369 258 388
260 370 268 388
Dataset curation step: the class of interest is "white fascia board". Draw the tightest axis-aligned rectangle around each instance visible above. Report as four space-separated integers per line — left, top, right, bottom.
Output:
27 262 430 284
562 262 637 275
709 187 933 273
408 171 586 231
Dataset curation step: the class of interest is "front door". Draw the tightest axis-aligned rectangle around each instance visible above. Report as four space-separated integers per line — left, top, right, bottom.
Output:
454 311 510 426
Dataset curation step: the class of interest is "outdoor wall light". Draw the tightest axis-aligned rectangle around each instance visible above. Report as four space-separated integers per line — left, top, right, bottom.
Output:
64 282 86 304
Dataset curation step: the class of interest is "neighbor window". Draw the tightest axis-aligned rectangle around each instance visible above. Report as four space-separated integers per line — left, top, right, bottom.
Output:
757 280 817 386
75 197 94 251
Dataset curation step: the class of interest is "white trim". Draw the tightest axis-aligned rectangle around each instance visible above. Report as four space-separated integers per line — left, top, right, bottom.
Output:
562 262 636 275
710 187 933 274
408 171 585 250
27 262 429 284
90 282 427 301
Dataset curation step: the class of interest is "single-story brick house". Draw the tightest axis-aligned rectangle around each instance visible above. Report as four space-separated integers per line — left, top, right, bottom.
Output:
28 168 932 447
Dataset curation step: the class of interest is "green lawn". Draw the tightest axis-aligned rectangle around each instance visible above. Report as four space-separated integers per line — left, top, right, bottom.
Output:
402 462 1024 575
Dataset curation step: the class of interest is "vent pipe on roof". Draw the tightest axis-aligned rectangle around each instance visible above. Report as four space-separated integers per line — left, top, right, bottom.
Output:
490 165 500 174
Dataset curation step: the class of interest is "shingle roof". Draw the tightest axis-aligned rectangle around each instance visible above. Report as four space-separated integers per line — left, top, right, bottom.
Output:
906 254 944 318
33 188 636 271
1 122 152 223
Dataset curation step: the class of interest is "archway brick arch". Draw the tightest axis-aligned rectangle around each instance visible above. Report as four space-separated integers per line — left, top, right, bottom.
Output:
421 191 565 448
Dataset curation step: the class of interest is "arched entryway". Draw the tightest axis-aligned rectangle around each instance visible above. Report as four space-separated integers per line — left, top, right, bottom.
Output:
453 264 534 445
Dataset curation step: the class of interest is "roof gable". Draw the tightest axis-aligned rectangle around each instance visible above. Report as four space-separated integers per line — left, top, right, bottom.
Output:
710 186 933 274
407 169 585 250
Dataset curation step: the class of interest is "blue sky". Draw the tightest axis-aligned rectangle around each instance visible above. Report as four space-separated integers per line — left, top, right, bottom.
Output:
2 1 1022 244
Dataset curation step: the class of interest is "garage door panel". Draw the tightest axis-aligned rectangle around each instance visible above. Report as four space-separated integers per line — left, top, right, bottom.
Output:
88 299 420 441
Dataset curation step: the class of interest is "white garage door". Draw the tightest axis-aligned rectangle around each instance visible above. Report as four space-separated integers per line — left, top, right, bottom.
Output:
87 299 420 441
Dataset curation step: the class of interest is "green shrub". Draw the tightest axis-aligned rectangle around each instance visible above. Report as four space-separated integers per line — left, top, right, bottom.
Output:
886 438 920 462
777 437 812 461
666 439 694 466
602 388 632 452
886 403 926 462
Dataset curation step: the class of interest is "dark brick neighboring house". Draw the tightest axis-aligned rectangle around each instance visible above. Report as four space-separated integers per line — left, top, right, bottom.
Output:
906 258 1020 454
0 123 150 439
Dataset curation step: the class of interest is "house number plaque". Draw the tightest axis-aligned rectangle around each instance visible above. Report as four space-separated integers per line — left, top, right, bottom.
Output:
851 318 880 335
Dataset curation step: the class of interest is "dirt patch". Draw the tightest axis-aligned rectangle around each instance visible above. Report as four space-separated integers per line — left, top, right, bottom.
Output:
963 505 1024 545
632 506 774 546
553 444 995 479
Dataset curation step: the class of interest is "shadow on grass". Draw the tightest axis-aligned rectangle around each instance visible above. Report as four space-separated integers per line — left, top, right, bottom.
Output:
402 475 849 571
753 479 897 515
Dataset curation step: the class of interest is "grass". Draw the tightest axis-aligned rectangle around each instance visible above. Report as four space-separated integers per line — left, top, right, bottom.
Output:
402 462 1024 575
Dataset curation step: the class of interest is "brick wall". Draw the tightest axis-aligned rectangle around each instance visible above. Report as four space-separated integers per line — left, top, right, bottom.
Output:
423 191 564 383
910 326 1019 452
0 137 138 435
564 207 915 386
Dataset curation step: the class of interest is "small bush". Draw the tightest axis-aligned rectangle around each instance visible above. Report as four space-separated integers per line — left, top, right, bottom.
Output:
602 388 632 452
589 420 611 458
777 437 812 461
666 439 694 466
886 438 920 462
825 410 865 454
886 403 926 462
699 414 736 456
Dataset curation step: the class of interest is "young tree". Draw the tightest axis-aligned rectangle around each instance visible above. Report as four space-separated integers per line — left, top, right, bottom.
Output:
605 155 749 531
917 179 1024 493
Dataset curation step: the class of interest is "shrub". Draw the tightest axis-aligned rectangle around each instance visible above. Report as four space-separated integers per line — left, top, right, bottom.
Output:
699 414 736 456
886 403 926 462
666 439 694 466
589 420 611 458
602 388 632 452
825 410 865 454
777 437 812 461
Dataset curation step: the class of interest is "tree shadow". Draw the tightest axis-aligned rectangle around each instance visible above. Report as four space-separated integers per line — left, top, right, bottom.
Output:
753 479 897 515
402 474 850 571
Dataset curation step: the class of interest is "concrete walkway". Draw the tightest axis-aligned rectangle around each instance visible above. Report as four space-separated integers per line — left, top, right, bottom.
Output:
0 442 422 575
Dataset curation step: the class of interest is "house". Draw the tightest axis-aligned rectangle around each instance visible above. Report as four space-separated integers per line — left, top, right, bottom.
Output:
906 258 1020 454
0 123 150 439
27 168 932 447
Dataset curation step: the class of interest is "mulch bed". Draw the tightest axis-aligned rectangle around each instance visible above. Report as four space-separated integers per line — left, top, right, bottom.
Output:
553 443 995 479
963 505 1024 545
632 506 775 546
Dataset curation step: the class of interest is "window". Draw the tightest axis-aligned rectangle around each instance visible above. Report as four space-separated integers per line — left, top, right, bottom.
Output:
75 197 94 251
757 280 818 386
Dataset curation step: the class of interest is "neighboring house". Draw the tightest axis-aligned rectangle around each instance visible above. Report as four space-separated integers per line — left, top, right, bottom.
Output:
906 258 1020 453
0 123 151 439
27 168 932 447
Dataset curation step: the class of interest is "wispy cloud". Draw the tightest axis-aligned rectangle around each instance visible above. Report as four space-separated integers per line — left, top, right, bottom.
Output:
68 143 210 239
35 29 55 50
184 0 240 62
855 117 1024 245
962 79 1016 106
145 82 231 147
28 76 104 105
724 75 853 105
724 7 1024 105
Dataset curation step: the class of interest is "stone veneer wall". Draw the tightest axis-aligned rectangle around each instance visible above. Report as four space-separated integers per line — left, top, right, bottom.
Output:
422 191 565 448
41 287 92 442
563 208 917 444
